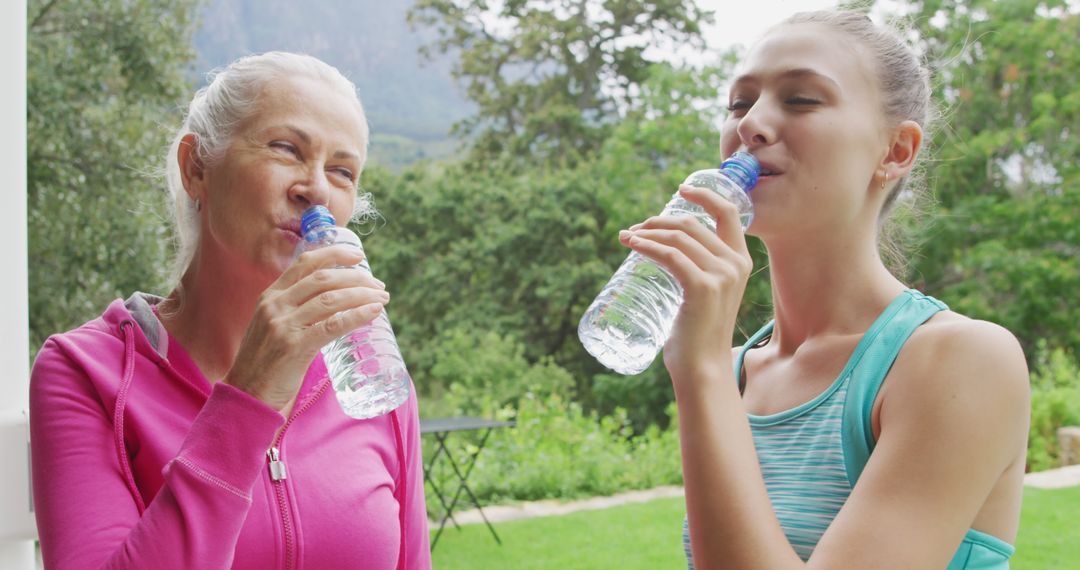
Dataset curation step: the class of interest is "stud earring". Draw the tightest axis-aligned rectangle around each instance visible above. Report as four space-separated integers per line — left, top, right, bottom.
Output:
195 198 202 212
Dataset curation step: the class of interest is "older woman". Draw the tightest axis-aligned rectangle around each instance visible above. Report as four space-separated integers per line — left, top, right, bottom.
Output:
30 52 431 569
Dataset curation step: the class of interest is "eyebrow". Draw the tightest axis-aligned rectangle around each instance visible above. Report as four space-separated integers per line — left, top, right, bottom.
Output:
731 67 841 91
277 124 362 161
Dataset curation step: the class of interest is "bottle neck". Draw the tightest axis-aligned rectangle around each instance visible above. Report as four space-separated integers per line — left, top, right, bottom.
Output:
300 206 338 236
719 152 760 192
721 163 756 192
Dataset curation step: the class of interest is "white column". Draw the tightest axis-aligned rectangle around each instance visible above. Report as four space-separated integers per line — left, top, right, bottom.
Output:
0 0 37 568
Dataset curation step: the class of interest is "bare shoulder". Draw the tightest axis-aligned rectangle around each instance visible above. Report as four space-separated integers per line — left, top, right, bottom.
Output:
832 311 1030 563
905 311 1028 383
885 310 1030 425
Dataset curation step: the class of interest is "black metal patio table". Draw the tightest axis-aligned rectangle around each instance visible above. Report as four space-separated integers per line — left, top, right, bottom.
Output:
420 416 515 550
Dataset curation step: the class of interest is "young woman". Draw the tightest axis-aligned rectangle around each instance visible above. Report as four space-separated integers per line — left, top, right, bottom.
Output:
619 11 1030 569
30 52 431 569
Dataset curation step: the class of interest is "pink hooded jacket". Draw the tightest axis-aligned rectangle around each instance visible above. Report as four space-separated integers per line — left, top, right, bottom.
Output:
30 294 431 569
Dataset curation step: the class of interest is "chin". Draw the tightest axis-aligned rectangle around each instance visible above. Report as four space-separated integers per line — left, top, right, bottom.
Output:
742 214 785 242
272 257 293 276
255 253 291 282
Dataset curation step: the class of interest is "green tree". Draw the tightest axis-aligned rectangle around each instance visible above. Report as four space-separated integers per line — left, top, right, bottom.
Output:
362 162 613 389
896 0 1080 359
407 0 712 169
586 61 774 428
28 0 201 352
366 62 744 428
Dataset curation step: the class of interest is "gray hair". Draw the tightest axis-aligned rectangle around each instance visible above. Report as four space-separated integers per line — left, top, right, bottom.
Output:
781 10 937 275
165 51 373 284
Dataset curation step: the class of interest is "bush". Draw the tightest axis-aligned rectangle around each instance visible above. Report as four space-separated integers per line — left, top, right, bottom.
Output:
1027 340 1080 472
592 365 675 433
422 392 683 519
417 325 576 418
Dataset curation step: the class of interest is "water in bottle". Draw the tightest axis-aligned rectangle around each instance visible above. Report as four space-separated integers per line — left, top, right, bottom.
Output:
296 205 410 419
578 152 760 375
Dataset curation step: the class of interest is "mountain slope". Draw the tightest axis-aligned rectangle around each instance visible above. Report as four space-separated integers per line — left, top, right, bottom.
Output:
192 0 473 167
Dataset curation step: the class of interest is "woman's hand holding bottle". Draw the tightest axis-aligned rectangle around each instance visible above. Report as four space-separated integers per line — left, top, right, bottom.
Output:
620 185 753 384
224 245 388 411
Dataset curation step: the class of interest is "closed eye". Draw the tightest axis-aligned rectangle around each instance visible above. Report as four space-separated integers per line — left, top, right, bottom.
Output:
270 140 301 158
330 167 356 183
726 100 754 116
786 96 821 106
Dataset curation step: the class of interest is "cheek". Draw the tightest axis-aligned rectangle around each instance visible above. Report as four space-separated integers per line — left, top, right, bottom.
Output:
329 193 356 224
719 121 741 158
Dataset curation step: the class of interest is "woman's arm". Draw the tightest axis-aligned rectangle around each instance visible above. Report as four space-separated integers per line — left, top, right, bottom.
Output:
625 186 1029 569
674 320 1028 569
399 388 433 569
31 339 285 569
809 318 1029 568
672 350 806 568
623 184 802 567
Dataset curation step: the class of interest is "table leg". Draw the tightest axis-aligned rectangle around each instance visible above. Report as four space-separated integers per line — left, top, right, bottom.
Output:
438 428 502 545
426 432 463 550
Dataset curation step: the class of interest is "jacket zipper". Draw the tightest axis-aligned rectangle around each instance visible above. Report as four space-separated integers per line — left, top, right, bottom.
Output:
267 380 331 570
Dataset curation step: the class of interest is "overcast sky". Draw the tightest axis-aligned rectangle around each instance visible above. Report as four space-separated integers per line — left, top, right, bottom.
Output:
650 0 839 67
696 0 838 51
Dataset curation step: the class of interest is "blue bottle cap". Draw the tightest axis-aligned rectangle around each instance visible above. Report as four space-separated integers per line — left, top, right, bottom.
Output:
300 205 337 235
720 151 761 192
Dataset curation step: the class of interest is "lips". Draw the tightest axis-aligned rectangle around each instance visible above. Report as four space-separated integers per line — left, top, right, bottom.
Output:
280 219 302 236
277 219 302 244
755 160 783 178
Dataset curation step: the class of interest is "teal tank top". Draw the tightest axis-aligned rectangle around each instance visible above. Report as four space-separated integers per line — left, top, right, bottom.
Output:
683 289 1015 568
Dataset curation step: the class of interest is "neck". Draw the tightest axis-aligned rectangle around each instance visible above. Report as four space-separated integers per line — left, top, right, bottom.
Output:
159 250 272 382
762 227 906 356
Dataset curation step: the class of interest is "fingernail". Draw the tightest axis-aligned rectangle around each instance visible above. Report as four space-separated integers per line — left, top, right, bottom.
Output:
619 230 632 240
628 223 642 231
373 278 386 289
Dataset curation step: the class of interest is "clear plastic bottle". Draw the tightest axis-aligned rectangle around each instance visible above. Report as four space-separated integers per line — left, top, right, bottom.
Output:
296 205 410 419
578 152 761 375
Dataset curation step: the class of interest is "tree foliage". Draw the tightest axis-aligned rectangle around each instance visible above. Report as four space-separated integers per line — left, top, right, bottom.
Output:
899 0 1080 358
407 0 713 168
366 62 743 428
28 0 201 353
28 0 1080 451
363 162 614 390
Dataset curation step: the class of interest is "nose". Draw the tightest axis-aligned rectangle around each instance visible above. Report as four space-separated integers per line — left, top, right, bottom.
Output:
288 165 331 209
735 101 778 151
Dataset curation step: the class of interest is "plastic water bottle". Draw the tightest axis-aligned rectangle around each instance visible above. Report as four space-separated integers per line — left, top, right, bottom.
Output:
578 152 760 375
296 205 410 419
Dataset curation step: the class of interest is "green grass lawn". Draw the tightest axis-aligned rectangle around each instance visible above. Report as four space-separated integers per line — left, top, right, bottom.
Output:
1014 486 1080 569
431 498 688 569
431 486 1080 569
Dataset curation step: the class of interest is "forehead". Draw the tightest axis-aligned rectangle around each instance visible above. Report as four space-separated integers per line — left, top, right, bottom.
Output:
735 23 878 96
245 75 367 145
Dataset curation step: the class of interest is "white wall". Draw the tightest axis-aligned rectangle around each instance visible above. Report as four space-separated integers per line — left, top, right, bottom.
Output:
0 0 37 568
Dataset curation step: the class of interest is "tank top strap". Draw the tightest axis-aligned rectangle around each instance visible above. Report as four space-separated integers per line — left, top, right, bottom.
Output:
840 289 948 485
734 320 776 385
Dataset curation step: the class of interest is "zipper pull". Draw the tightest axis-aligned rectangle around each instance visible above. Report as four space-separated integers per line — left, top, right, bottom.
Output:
267 446 287 481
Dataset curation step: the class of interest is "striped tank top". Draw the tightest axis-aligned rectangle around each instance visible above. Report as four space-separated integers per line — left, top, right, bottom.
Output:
683 289 1015 568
